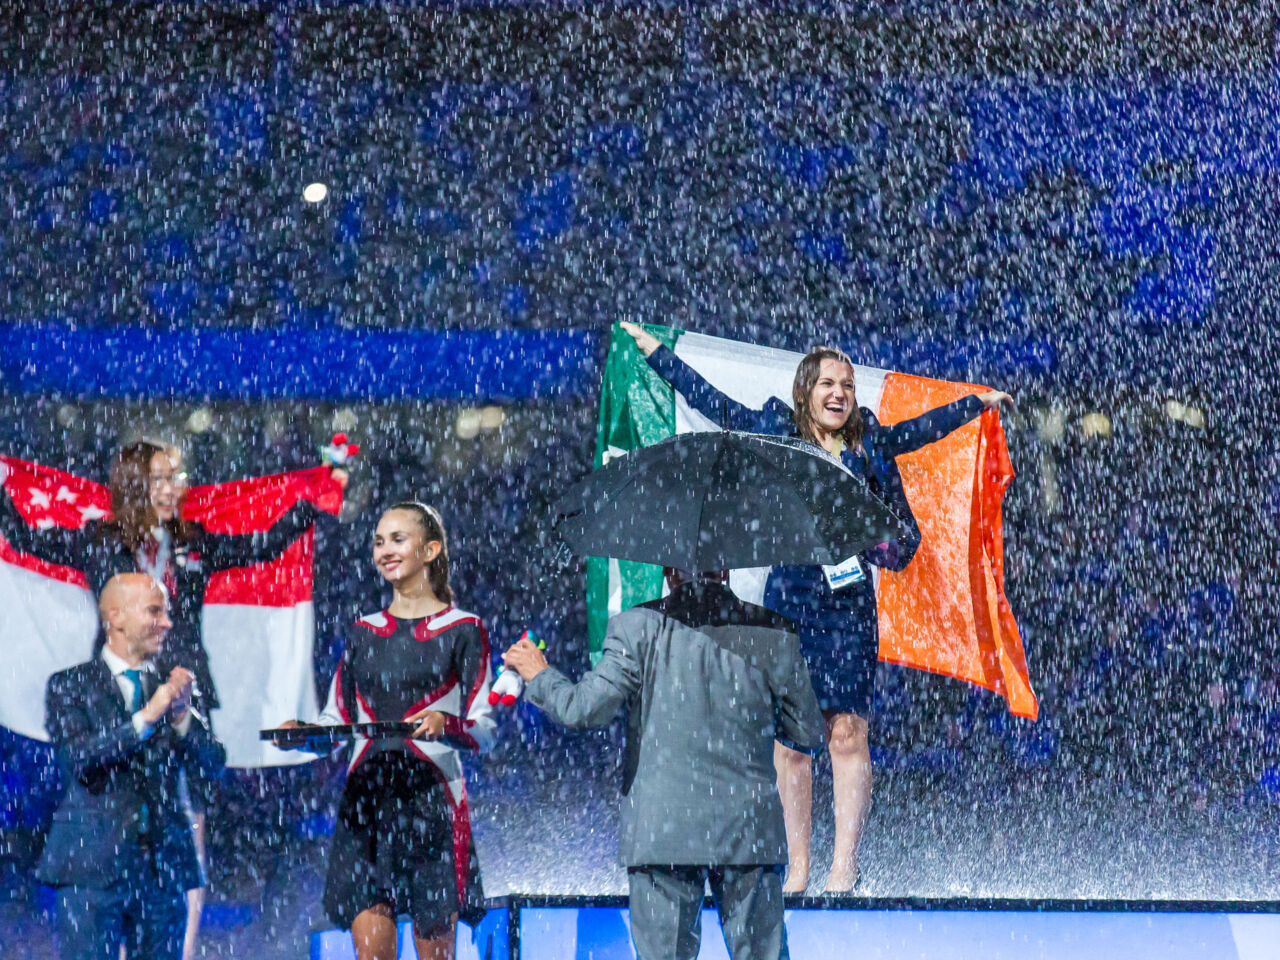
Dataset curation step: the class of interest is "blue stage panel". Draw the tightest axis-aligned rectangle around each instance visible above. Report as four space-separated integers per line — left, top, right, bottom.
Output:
518 906 1280 959
310 907 508 960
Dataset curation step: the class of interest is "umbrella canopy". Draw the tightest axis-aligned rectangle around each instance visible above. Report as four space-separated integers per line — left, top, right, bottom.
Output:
553 431 905 571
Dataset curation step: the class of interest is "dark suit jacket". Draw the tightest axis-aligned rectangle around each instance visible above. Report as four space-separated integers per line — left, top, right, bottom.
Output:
36 658 226 893
527 581 825 867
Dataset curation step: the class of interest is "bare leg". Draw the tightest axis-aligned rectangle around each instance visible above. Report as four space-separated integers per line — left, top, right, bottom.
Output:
413 914 457 960
825 711 871 893
183 811 207 960
774 740 814 894
351 903 399 960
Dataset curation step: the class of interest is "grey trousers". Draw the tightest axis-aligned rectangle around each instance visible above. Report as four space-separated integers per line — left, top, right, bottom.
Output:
627 864 789 960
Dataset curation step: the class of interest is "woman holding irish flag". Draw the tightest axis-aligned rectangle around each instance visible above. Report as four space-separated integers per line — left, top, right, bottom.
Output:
620 321 1011 893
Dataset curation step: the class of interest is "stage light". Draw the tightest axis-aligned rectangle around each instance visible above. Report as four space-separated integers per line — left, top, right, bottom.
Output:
1163 400 1205 428
1035 408 1065 443
332 407 358 432
303 182 328 204
455 408 481 439
185 407 213 433
1078 412 1111 437
479 406 505 431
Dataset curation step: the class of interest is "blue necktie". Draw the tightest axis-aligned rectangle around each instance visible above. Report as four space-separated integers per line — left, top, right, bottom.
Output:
123 669 143 713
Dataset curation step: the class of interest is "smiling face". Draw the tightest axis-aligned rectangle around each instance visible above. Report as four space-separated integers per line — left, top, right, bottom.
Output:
807 357 857 435
373 508 441 583
148 449 186 523
101 573 173 665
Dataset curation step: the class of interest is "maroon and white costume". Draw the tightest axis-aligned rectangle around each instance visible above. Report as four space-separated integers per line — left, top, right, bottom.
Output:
317 606 495 931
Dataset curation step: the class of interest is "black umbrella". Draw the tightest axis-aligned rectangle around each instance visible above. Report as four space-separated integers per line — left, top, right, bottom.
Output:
553 431 905 571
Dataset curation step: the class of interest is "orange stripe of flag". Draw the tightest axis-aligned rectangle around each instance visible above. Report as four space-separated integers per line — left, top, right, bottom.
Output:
873 373 1038 719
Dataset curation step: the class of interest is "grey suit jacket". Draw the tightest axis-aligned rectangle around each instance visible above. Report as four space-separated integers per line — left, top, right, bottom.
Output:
527 581 825 867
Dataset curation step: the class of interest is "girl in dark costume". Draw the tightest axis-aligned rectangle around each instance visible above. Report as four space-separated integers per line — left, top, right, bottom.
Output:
620 322 1011 893
305 502 495 960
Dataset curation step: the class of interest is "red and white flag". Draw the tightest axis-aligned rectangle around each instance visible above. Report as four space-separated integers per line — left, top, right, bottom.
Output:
0 455 341 767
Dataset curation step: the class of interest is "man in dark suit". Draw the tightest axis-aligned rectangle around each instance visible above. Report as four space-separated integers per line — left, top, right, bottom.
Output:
504 573 825 960
38 572 225 960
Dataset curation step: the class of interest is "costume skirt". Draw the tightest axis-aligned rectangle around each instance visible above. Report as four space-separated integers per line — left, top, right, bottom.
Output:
763 563 879 717
324 749 484 935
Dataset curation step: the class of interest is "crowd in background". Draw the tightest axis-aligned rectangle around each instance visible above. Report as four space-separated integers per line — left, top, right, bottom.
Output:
2 3 1279 946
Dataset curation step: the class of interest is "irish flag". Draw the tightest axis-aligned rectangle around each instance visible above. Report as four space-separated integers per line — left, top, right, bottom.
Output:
0 456 341 765
588 324 1037 720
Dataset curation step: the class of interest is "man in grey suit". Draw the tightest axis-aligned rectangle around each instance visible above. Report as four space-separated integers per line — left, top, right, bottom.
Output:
503 573 825 960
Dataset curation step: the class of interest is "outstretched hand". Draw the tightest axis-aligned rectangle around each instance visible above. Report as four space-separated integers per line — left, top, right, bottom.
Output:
618 322 662 358
975 390 1014 412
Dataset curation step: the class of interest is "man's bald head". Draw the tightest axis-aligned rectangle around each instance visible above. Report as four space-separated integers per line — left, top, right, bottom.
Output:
100 573 172 666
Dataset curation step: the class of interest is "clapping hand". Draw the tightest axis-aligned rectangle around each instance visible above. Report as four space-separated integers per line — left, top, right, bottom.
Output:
141 667 195 726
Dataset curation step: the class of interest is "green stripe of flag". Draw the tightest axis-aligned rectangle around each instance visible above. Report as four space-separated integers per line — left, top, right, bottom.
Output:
585 323 682 661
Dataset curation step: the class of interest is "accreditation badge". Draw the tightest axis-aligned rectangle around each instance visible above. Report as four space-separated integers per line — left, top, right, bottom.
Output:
822 554 866 591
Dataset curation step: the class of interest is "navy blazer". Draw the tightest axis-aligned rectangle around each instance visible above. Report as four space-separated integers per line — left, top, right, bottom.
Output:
36 658 226 893
646 344 985 571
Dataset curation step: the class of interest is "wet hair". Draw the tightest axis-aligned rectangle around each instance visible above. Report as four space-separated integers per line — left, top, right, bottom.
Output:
104 440 194 549
385 501 454 605
791 346 864 451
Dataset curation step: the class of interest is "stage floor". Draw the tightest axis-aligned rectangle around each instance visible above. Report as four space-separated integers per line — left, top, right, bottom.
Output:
309 898 1280 960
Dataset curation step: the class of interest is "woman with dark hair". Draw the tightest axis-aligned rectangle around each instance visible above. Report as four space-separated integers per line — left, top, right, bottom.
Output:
281 502 495 960
620 322 1010 893
0 439 345 708
0 439 345 958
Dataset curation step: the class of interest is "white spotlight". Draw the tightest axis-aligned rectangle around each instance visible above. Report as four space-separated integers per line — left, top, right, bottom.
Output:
185 408 213 433
331 407 358 432
303 182 329 204
1078 412 1112 438
455 409 481 440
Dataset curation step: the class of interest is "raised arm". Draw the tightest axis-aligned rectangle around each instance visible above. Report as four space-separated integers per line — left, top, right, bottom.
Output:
619 322 792 434
0 484 90 571
875 392 1008 459
199 499 321 572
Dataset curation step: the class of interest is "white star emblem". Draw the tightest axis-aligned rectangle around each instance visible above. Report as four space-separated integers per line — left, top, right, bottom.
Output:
28 488 51 509
78 505 109 522
55 486 78 504
35 518 55 530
